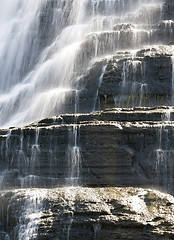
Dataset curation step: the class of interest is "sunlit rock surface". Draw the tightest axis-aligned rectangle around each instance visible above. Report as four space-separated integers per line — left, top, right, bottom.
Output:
0 0 174 128
1 187 174 240
0 0 174 239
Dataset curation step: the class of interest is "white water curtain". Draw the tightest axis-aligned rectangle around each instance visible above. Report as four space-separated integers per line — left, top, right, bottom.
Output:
0 0 163 128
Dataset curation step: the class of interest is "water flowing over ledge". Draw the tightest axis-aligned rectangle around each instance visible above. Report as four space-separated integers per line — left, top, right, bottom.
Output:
1 187 174 240
0 106 174 193
0 0 173 128
1 0 174 239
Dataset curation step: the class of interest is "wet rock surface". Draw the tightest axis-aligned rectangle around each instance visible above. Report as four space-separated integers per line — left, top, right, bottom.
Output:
90 46 174 110
0 106 174 193
163 0 174 21
0 0 174 127
1 187 174 240
1 1 174 239
76 0 174 112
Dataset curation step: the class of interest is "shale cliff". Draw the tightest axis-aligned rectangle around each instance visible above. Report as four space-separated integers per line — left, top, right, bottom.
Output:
1 0 174 240
1 106 174 193
1 187 174 240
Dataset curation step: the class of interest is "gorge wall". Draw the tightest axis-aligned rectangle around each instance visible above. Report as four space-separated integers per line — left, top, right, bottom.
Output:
1 106 174 193
1 0 174 239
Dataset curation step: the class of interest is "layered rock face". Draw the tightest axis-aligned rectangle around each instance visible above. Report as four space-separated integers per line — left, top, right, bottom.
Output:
1 106 174 239
0 0 174 127
1 187 174 240
1 0 174 239
1 107 174 193
75 0 174 112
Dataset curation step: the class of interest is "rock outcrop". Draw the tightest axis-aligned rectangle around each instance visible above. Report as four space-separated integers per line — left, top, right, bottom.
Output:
1 187 174 240
33 0 174 115
1 0 174 239
0 106 174 194
78 45 174 112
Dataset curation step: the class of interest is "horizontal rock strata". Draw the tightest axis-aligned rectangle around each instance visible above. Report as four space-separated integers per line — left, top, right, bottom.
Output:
1 1 174 240
78 45 174 112
36 0 174 114
1 187 174 240
0 106 174 193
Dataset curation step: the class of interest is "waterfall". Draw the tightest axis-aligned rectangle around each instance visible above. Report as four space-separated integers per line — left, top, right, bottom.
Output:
93 64 108 111
1 0 174 239
172 55 174 103
0 0 164 128
66 125 81 186
16 189 46 240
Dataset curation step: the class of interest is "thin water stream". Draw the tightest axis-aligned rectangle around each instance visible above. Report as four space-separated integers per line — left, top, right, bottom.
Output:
0 0 163 128
0 1 173 239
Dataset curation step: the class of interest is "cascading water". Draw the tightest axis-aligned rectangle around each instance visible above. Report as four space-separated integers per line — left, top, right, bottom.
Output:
172 55 174 102
0 0 164 128
17 189 46 240
67 125 81 186
1 0 174 239
93 64 108 111
113 59 147 108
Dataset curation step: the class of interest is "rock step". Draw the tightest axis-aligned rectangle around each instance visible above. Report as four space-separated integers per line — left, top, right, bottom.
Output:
1 187 174 240
33 106 174 127
1 107 174 192
76 45 174 113
78 28 174 66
